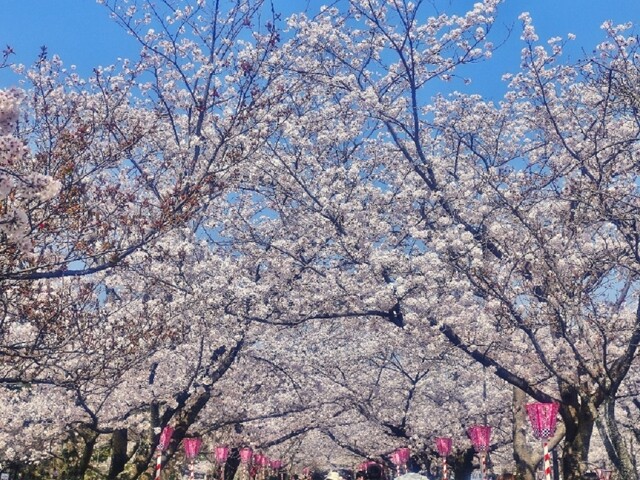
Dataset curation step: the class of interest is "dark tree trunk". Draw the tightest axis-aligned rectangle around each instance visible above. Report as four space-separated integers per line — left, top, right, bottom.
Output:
226 448 242 480
598 397 638 480
559 396 596 480
75 430 98 480
450 447 475 480
108 429 129 479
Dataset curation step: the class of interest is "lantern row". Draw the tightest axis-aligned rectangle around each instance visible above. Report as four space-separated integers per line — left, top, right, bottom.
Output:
154 403 562 480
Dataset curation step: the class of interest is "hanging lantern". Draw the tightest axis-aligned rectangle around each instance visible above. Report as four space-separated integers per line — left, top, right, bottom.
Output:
271 460 284 480
467 425 492 452
435 438 452 457
184 437 203 480
215 445 230 480
215 445 230 464
155 426 175 480
184 437 203 460
158 426 175 451
240 447 254 465
467 425 491 480
526 403 560 440
254 453 269 468
435 438 453 480
389 448 409 477
396 448 410 465
526 402 560 480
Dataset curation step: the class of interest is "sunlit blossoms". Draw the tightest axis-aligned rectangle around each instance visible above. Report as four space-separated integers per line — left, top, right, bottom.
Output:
0 89 60 254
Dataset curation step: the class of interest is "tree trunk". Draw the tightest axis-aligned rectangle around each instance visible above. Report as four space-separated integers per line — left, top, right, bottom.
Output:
450 447 475 480
512 386 538 480
225 448 241 480
560 397 596 480
116 404 157 480
598 397 638 480
512 387 565 480
108 429 129 479
74 429 98 480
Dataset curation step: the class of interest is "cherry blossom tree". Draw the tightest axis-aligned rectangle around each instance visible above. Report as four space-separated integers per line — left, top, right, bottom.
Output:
0 0 291 477
215 3 640 480
0 87 61 274
4 2 640 480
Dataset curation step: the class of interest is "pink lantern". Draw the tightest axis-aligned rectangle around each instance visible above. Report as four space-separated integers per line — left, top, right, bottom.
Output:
184 437 203 459
255 453 269 468
158 426 175 451
390 448 409 476
435 438 453 480
215 445 230 463
526 403 560 480
240 447 254 465
155 426 175 480
396 448 410 464
467 425 492 452
467 425 491 480
270 460 283 470
526 403 560 440
435 437 452 457
184 437 202 480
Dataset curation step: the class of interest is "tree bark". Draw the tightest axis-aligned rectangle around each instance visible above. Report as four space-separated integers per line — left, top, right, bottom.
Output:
450 447 475 480
76 429 99 479
512 387 565 480
512 386 537 480
597 398 638 480
108 428 129 479
559 395 596 480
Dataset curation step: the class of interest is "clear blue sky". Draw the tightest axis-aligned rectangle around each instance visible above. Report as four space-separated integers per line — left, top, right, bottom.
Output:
1 0 639 100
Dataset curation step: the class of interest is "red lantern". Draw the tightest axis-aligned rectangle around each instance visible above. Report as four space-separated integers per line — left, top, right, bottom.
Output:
435 438 453 480
155 426 175 480
271 460 283 470
526 403 559 440
435 438 452 457
467 425 491 480
158 426 175 451
390 448 409 475
396 448 410 465
255 453 269 468
215 445 230 463
184 437 203 459
526 403 560 480
184 438 203 480
467 425 491 452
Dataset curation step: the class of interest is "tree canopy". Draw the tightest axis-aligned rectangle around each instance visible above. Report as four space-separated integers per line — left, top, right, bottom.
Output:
2 1 640 480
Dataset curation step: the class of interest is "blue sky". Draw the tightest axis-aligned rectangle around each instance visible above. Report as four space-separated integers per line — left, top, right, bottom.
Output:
0 0 639 100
